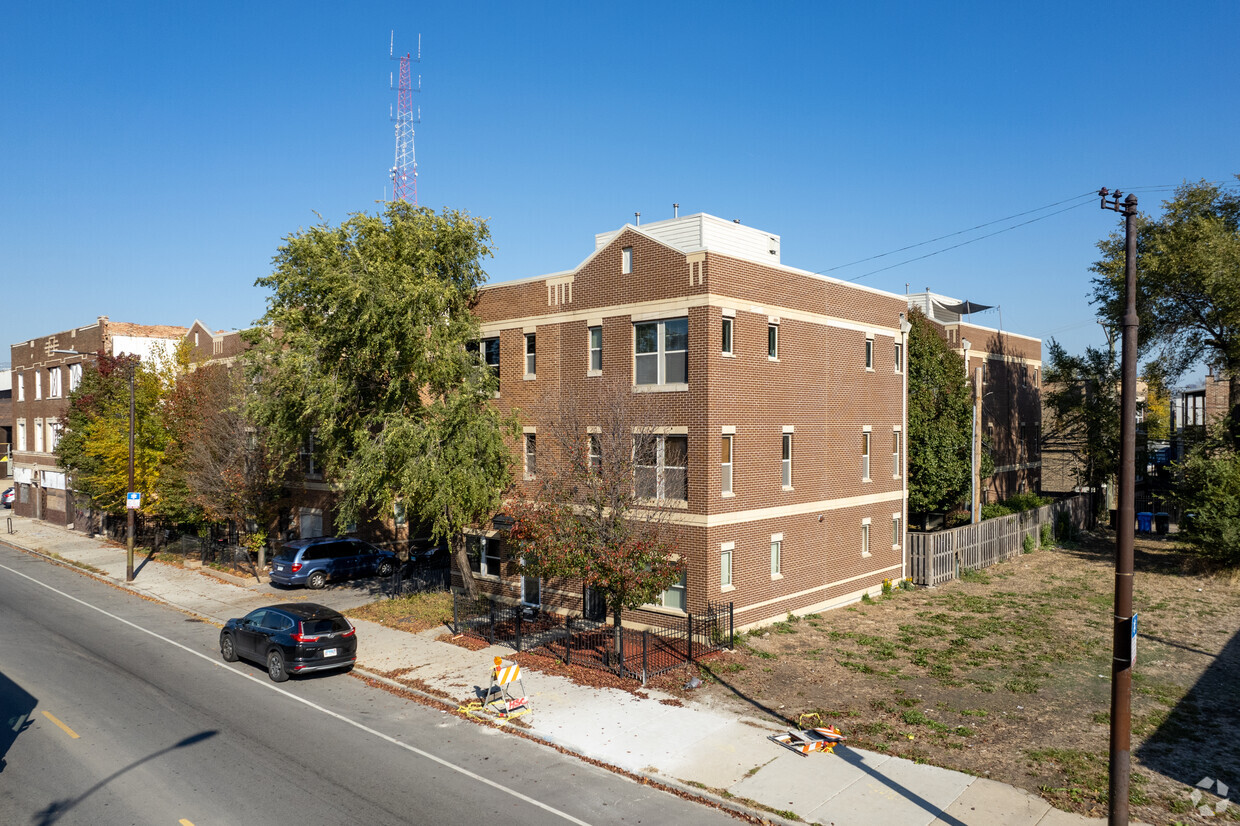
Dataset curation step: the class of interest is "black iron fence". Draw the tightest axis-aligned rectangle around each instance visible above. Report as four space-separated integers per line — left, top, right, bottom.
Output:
451 594 734 685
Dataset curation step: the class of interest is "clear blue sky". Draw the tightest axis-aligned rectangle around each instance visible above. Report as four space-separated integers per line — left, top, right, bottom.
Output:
4 2 1237 379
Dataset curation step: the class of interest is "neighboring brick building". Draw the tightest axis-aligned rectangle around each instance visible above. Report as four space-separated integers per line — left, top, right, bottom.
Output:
1170 369 1231 461
469 213 910 630
9 317 186 525
907 292 1043 503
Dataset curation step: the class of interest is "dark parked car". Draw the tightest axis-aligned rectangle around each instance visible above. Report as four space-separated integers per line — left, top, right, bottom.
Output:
268 537 398 589
219 603 356 682
2 488 13 508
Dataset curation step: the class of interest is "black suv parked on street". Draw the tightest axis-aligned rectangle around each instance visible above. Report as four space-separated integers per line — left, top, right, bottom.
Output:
220 603 357 682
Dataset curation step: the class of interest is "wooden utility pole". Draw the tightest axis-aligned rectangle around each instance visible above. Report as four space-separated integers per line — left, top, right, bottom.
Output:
1100 187 1138 825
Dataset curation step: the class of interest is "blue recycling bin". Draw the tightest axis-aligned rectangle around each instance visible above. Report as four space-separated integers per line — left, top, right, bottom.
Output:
1136 512 1153 533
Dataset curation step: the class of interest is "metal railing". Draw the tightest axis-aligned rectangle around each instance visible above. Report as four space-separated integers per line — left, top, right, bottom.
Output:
451 594 734 685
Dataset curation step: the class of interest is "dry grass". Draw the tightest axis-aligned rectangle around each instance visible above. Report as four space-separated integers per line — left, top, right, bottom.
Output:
347 591 454 633
691 530 1240 825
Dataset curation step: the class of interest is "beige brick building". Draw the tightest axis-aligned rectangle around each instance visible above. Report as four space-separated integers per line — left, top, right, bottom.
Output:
470 214 911 630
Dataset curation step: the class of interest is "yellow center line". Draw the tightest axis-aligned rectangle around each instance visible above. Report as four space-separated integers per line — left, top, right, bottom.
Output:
179 820 195 826
41 710 80 739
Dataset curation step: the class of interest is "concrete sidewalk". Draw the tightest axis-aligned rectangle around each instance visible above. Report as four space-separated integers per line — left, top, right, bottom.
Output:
0 514 1135 826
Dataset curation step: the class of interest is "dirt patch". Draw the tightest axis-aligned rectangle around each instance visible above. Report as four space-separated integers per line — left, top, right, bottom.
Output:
689 531 1240 825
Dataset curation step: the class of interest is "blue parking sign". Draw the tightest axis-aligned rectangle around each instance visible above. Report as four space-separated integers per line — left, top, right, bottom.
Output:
126 492 142 510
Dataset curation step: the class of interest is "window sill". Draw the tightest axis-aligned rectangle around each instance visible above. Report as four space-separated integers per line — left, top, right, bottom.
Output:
632 383 689 393
862 477 872 484
586 369 602 377
771 572 784 581
862 551 872 558
524 474 536 482
721 584 736 593
782 485 794 492
721 491 735 498
470 572 501 581
865 367 875 373
641 603 689 617
891 544 900 551
635 497 690 510
523 374 536 381
768 357 779 362
721 352 736 358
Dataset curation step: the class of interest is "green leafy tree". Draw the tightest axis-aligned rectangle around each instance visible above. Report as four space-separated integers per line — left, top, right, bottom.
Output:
505 378 682 655
244 203 517 599
1173 421 1240 566
1041 341 1122 510
1091 177 1240 443
906 308 973 514
57 346 180 518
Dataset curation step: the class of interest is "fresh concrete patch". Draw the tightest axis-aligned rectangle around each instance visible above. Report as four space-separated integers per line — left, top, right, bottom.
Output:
806 750 975 826
929 777 1049 825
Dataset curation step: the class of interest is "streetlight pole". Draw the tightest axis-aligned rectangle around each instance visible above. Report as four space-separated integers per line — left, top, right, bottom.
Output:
1099 187 1138 826
126 359 135 582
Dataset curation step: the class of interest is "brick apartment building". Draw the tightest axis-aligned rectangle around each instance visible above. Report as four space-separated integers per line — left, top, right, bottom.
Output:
9 317 186 525
468 213 911 630
906 292 1043 503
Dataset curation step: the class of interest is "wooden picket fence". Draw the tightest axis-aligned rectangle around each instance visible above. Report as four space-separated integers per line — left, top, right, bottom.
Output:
908 494 1093 587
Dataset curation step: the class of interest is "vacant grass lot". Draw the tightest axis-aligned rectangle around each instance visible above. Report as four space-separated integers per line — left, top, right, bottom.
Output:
347 590 454 633
693 531 1240 824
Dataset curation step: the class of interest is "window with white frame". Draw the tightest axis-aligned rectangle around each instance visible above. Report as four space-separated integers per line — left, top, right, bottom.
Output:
16 372 23 402
588 326 602 372
634 434 688 501
781 432 792 487
16 419 26 452
34 418 44 453
721 316 734 355
862 520 872 557
862 430 871 480
865 337 874 370
658 570 687 611
48 367 62 398
48 421 62 453
771 534 783 577
634 318 687 386
302 433 320 478
767 322 779 359
720 542 733 589
467 534 502 577
35 370 42 400
720 434 733 495
587 433 602 472
622 246 632 274
394 501 406 526
524 333 536 377
476 337 500 380
69 363 83 392
892 429 901 477
894 341 903 373
892 514 902 549
524 433 537 479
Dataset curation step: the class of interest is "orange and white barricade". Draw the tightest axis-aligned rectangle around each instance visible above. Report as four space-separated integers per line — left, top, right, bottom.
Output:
486 657 529 718
768 726 846 756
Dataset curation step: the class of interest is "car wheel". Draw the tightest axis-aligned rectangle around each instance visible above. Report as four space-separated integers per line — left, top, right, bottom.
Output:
220 634 239 663
267 649 289 682
307 571 327 590
376 560 395 577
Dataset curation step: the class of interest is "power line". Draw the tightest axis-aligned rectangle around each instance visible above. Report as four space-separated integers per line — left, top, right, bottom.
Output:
817 190 1097 275
843 200 1093 283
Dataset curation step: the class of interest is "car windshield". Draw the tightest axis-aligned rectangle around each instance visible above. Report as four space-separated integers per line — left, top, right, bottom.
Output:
301 617 349 635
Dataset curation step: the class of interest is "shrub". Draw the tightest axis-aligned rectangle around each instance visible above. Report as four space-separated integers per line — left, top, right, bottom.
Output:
981 502 1014 520
1004 492 1052 512
1022 534 1035 553
1040 523 1053 547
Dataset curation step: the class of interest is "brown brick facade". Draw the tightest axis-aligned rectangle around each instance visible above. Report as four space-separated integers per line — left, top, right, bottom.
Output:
471 217 910 629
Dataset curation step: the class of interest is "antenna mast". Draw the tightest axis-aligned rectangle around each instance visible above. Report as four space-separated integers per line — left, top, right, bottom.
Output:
389 31 421 204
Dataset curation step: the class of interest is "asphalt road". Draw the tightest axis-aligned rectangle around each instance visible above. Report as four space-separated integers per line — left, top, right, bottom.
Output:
0 543 740 826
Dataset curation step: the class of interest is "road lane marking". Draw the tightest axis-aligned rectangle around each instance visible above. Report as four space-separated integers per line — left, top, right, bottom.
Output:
179 820 194 825
0 562 593 826
42 710 80 739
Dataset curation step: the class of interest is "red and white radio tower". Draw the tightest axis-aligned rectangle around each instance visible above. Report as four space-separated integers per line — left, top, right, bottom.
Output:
389 31 421 204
